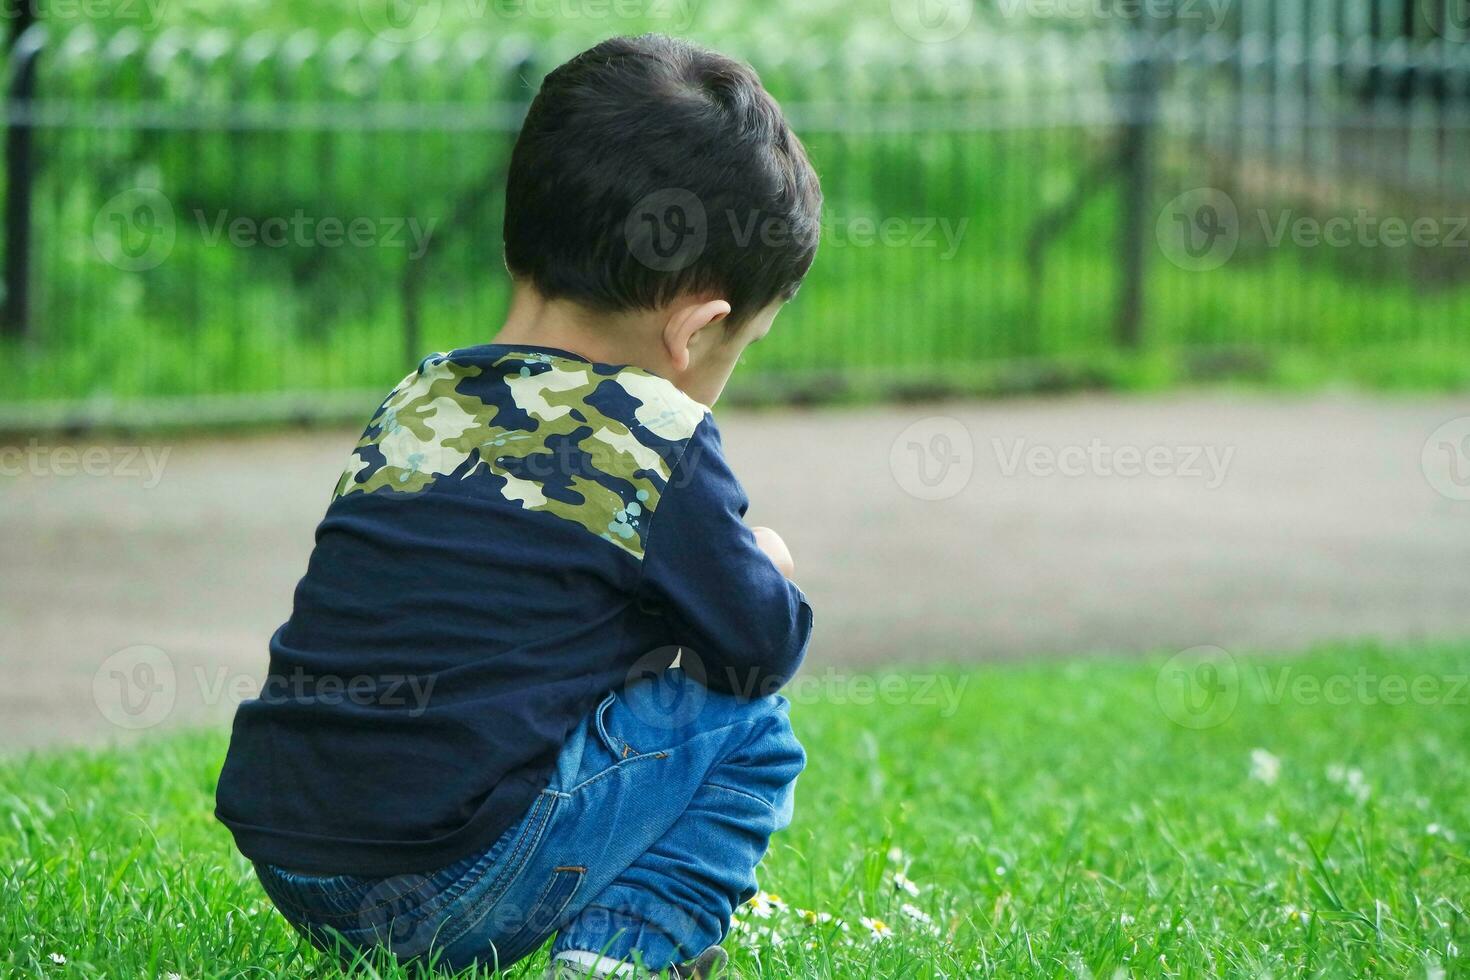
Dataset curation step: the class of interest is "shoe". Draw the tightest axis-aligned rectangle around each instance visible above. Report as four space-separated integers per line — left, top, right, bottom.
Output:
545 946 727 979
670 946 727 978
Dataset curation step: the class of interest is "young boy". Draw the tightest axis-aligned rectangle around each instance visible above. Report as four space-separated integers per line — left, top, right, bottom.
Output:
215 34 821 978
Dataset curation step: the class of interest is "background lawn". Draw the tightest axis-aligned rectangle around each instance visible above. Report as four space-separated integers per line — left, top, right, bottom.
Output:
9 12 1470 422
3 641 1467 978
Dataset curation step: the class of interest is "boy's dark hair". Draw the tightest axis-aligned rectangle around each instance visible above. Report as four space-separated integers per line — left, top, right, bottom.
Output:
503 35 822 326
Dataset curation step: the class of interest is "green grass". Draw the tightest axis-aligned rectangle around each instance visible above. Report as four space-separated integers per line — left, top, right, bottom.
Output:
4 641 1469 977
8 48 1470 415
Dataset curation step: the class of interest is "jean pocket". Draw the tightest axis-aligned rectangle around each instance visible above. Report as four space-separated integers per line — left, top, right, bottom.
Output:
257 792 558 964
489 865 586 967
595 690 637 760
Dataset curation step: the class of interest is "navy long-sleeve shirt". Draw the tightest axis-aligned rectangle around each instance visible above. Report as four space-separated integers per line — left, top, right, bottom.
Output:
215 345 812 876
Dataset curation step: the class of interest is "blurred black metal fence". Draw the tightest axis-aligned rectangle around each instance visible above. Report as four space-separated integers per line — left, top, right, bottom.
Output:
2 25 1469 427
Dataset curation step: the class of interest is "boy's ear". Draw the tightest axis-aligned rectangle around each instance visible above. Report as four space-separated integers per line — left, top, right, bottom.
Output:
662 298 732 373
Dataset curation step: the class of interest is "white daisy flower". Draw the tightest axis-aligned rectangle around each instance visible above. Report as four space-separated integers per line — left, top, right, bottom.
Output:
893 872 922 897
48 953 67 965
745 893 776 919
860 916 894 942
1326 764 1370 801
795 908 838 928
900 903 940 934
1249 748 1281 786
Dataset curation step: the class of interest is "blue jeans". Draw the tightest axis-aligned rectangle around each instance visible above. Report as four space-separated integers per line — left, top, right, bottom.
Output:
254 669 805 973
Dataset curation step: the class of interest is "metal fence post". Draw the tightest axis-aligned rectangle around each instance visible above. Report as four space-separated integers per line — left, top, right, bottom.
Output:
1115 33 1157 351
2 9 40 340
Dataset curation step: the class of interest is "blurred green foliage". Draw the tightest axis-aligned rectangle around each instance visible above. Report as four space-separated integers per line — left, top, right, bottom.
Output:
3 6 1469 415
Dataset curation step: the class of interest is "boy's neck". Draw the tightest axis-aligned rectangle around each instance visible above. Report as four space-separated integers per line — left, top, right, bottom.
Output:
492 284 666 374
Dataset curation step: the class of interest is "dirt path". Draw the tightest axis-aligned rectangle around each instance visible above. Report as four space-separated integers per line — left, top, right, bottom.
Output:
4 392 1469 749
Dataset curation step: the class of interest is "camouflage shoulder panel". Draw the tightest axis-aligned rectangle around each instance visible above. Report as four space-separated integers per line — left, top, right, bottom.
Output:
333 348 709 559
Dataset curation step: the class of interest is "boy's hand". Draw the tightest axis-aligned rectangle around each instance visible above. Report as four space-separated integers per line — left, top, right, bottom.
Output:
750 526 795 579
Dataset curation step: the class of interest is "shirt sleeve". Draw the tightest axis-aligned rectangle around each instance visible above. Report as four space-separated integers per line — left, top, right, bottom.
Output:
638 416 813 698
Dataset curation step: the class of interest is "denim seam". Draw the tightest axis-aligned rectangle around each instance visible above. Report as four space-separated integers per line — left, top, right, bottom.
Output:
593 691 626 759
431 791 554 913
567 751 668 795
436 791 560 949
266 792 552 928
254 863 348 914
265 870 441 925
261 865 375 908
494 866 586 964
702 781 782 813
571 714 784 799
